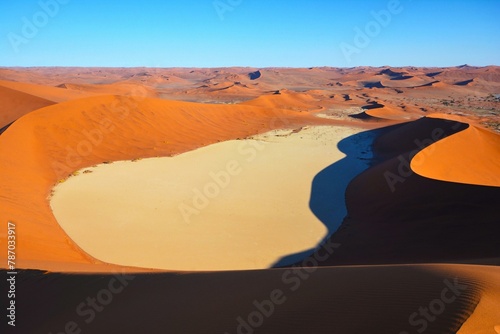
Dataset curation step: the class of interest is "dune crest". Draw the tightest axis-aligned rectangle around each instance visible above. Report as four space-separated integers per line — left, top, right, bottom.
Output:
0 85 55 129
412 122 500 187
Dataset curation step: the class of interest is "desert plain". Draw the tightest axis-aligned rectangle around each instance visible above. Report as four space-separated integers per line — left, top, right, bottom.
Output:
1 65 499 333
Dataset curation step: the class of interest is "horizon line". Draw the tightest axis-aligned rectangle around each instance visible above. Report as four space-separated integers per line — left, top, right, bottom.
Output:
1 64 499 70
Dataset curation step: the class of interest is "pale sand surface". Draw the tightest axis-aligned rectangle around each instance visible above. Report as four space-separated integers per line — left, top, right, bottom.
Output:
50 126 372 271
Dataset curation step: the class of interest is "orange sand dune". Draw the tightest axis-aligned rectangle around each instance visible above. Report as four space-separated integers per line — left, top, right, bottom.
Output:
57 81 159 98
0 85 55 129
0 79 96 102
365 104 423 121
242 90 322 112
432 65 500 83
199 80 256 94
412 117 500 187
381 76 436 88
177 80 264 102
0 66 498 334
0 94 336 272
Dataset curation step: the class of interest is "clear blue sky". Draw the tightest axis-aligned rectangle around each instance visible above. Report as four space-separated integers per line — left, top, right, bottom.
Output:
0 0 498 67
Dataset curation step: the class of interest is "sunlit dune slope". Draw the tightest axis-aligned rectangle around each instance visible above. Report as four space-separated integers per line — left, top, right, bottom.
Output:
365 104 423 121
0 85 55 129
0 79 96 102
412 116 500 187
57 82 158 98
242 90 322 112
0 94 333 271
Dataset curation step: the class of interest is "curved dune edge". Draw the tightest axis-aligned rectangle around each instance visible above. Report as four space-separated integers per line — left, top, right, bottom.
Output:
303 116 500 332
0 79 98 102
411 114 500 187
451 264 500 334
365 105 422 121
0 85 56 129
321 116 498 266
0 94 342 272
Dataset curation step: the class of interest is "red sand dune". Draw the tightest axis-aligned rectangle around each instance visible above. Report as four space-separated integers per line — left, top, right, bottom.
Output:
0 85 55 129
412 115 500 187
365 103 423 121
56 81 159 98
243 89 323 112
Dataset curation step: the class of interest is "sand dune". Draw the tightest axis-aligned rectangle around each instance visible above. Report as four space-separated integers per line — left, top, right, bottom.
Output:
56 81 158 98
0 85 55 129
8 264 499 333
412 116 500 187
0 66 498 333
381 76 437 88
365 103 423 120
0 79 96 102
311 117 500 266
243 90 323 112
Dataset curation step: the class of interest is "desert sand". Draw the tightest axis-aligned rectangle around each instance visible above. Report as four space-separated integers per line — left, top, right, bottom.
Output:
50 126 374 270
1 66 499 333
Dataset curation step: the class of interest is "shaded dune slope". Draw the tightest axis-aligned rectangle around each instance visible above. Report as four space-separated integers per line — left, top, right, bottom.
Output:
309 117 500 266
9 264 494 334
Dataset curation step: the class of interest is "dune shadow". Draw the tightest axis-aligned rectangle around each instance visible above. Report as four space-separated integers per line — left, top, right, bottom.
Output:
0 121 14 135
272 126 392 267
363 81 385 88
455 79 474 86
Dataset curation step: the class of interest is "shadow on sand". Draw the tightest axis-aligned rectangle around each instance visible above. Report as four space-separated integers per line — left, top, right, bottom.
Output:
271 126 394 267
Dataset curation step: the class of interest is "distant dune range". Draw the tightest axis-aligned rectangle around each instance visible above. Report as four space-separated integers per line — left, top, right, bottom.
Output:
0 66 499 333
